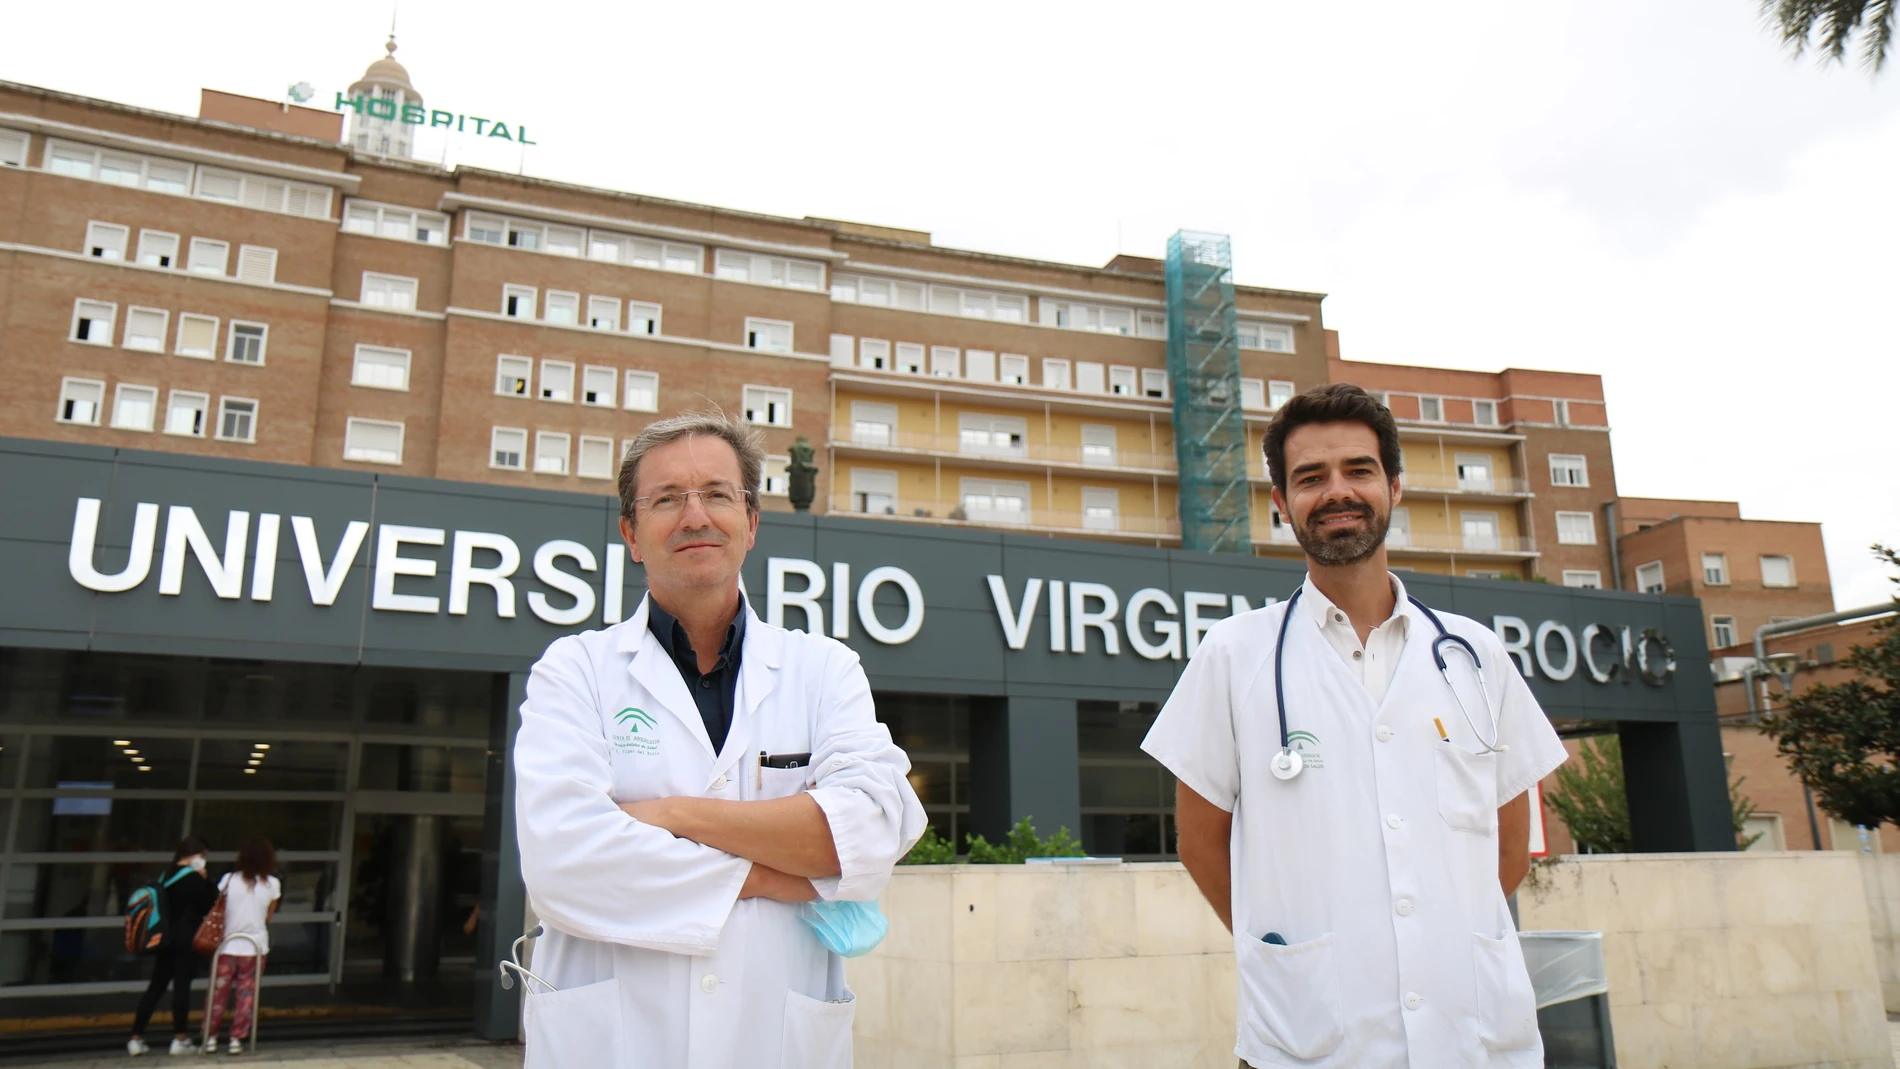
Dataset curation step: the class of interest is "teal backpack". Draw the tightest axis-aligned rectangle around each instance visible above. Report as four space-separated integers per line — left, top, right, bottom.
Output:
123 867 191 955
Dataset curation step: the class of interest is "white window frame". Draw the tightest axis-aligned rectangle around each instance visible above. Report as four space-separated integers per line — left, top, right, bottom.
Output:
1460 511 1501 550
1043 359 1072 390
1268 380 1297 411
743 385 793 427
539 360 575 403
111 383 158 432
1001 354 1031 387
1080 424 1117 468
136 229 179 268
959 477 1032 525
192 165 330 218
959 413 1027 459
850 401 898 448
163 390 210 438
577 436 616 480
1108 365 1138 397
1041 298 1139 335
0 129 26 168
362 272 418 310
44 139 193 196
466 213 506 245
926 283 1028 322
503 284 537 319
1418 396 1444 423
56 377 105 426
544 290 580 326
1554 510 1596 545
1711 615 1739 648
352 345 412 391
1236 320 1296 353
1562 570 1603 589
1760 555 1797 588
122 306 168 353
1472 400 1499 426
70 299 116 346
858 338 891 371
762 456 791 497
1139 368 1168 400
587 296 621 331
175 314 218 359
744 317 793 354
1549 453 1589 487
587 231 702 274
534 431 571 475
496 355 533 398
1636 560 1666 595
235 245 278 285
715 249 826 291
341 200 450 245
850 469 899 515
490 427 528 470
84 221 129 260
225 321 268 365
627 301 662 335
1075 362 1106 393
1702 553 1729 586
215 397 258 443
1137 311 1167 339
188 237 229 276
1453 454 1495 491
1553 399 1572 425
581 365 617 407
964 349 996 383
623 370 659 412
930 347 960 378
1387 506 1412 547
1239 378 1267 411
342 418 404 465
895 343 925 375
1081 487 1120 531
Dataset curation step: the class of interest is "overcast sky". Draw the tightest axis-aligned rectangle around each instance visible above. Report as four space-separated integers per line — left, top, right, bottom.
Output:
8 0 1895 609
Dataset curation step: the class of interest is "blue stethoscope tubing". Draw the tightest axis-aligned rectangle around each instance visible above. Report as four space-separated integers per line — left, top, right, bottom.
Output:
1269 587 1506 781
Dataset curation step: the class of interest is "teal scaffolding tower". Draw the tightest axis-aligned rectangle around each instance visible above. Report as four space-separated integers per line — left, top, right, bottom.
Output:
1165 231 1252 554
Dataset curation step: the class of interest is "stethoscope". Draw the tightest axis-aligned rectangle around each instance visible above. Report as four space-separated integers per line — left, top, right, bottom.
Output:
1269 587 1506 781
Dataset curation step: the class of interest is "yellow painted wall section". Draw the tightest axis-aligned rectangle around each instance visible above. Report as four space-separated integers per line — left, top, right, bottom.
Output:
1399 441 1519 488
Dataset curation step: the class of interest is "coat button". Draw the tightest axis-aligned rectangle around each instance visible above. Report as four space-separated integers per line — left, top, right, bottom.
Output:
700 974 719 994
1404 992 1423 1010
1386 814 1403 829
1375 726 1393 742
1395 899 1414 917
711 774 728 790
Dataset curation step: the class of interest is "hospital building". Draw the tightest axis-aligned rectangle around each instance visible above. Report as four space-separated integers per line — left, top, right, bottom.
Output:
0 38 1827 1046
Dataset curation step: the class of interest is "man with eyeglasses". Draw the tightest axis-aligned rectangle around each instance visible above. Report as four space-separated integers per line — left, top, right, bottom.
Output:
514 411 925 1068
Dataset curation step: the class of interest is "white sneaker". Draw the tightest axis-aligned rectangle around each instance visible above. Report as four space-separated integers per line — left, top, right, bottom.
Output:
202 1037 220 1054
169 1038 200 1055
127 1038 150 1056
228 1039 245 1055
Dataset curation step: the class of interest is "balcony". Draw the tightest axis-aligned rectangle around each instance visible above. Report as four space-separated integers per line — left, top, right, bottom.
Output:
1398 472 1532 498
827 493 1181 541
830 429 1177 475
1252 528 1537 556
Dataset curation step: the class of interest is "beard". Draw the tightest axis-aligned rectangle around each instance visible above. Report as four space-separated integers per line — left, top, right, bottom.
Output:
1293 499 1391 566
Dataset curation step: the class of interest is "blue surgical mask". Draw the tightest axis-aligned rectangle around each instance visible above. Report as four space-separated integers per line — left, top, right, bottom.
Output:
798 899 888 958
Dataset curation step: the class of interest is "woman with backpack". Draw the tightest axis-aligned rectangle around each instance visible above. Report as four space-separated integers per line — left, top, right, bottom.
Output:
128 836 217 1056
202 836 281 1054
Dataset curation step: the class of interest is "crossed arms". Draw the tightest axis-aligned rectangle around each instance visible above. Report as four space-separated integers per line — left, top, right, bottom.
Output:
619 794 839 903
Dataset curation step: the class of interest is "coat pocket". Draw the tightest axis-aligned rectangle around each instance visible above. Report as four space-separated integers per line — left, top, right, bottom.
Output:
781 987 855 1068
524 976 624 1069
1473 932 1541 1051
1234 932 1343 1060
1433 742 1499 834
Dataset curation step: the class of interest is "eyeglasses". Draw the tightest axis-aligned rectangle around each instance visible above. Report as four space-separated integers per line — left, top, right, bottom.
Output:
633 485 756 517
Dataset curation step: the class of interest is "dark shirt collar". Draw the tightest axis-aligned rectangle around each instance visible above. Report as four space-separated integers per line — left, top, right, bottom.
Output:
646 593 746 670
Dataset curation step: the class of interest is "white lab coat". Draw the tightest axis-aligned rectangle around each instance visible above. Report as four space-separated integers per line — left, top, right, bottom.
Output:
1142 585 1568 1069
514 596 927 1069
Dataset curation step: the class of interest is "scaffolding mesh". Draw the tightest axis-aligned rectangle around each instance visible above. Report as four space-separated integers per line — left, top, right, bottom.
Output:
1165 230 1252 554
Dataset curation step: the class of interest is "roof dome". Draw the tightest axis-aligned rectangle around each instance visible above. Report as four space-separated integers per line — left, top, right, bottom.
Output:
350 35 420 100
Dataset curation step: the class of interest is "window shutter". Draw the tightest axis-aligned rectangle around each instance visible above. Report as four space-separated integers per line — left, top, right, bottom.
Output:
236 246 278 285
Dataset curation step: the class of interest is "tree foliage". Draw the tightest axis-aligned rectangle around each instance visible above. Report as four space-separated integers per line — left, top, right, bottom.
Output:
1759 545 1900 829
1544 735 1762 852
896 816 1087 864
1763 0 1898 72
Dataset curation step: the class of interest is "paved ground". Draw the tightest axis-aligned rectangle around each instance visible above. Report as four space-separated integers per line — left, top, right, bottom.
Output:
1 1038 523 1069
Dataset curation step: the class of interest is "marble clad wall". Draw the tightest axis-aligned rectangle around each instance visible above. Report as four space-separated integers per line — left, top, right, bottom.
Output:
852 863 1239 1069
1517 852 1889 1069
1856 854 1900 1013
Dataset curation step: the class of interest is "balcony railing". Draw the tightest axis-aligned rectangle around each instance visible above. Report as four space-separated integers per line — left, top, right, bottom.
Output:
831 430 1177 473
1399 472 1532 495
1389 531 1537 554
828 493 1181 538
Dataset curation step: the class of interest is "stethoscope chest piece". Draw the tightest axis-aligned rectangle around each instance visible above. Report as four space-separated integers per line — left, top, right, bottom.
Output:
1270 748 1304 781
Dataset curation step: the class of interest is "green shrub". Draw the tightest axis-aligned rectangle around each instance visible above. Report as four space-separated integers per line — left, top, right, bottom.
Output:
965 816 1084 864
898 825 957 865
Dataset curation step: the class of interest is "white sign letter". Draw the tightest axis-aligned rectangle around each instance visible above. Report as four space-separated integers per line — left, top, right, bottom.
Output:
159 507 250 599
1491 616 1533 678
291 517 369 607
1581 624 1619 683
1184 591 1228 658
987 575 1043 651
1049 580 1067 652
449 531 521 617
1534 620 1578 682
69 498 158 593
529 540 597 626
831 562 852 639
768 557 825 633
373 524 444 613
602 542 625 624
857 566 924 644
1069 582 1121 656
249 514 280 601
1126 588 1182 660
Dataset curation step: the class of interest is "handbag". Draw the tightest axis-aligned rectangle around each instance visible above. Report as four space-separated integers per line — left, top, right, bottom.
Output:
192 891 227 955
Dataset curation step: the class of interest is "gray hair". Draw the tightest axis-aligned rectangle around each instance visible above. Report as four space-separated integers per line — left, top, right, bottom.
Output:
617 409 765 519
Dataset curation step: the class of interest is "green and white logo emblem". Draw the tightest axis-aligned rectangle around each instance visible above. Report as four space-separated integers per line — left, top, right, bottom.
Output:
1286 729 1324 769
611 707 659 755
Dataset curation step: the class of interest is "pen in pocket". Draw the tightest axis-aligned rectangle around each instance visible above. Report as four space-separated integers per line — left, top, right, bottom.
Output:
1433 717 1449 742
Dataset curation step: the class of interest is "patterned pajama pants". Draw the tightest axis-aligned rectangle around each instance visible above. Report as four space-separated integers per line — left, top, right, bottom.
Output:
204 954 265 1039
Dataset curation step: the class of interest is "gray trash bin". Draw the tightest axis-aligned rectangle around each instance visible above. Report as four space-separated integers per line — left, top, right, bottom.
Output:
1519 930 1615 1068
